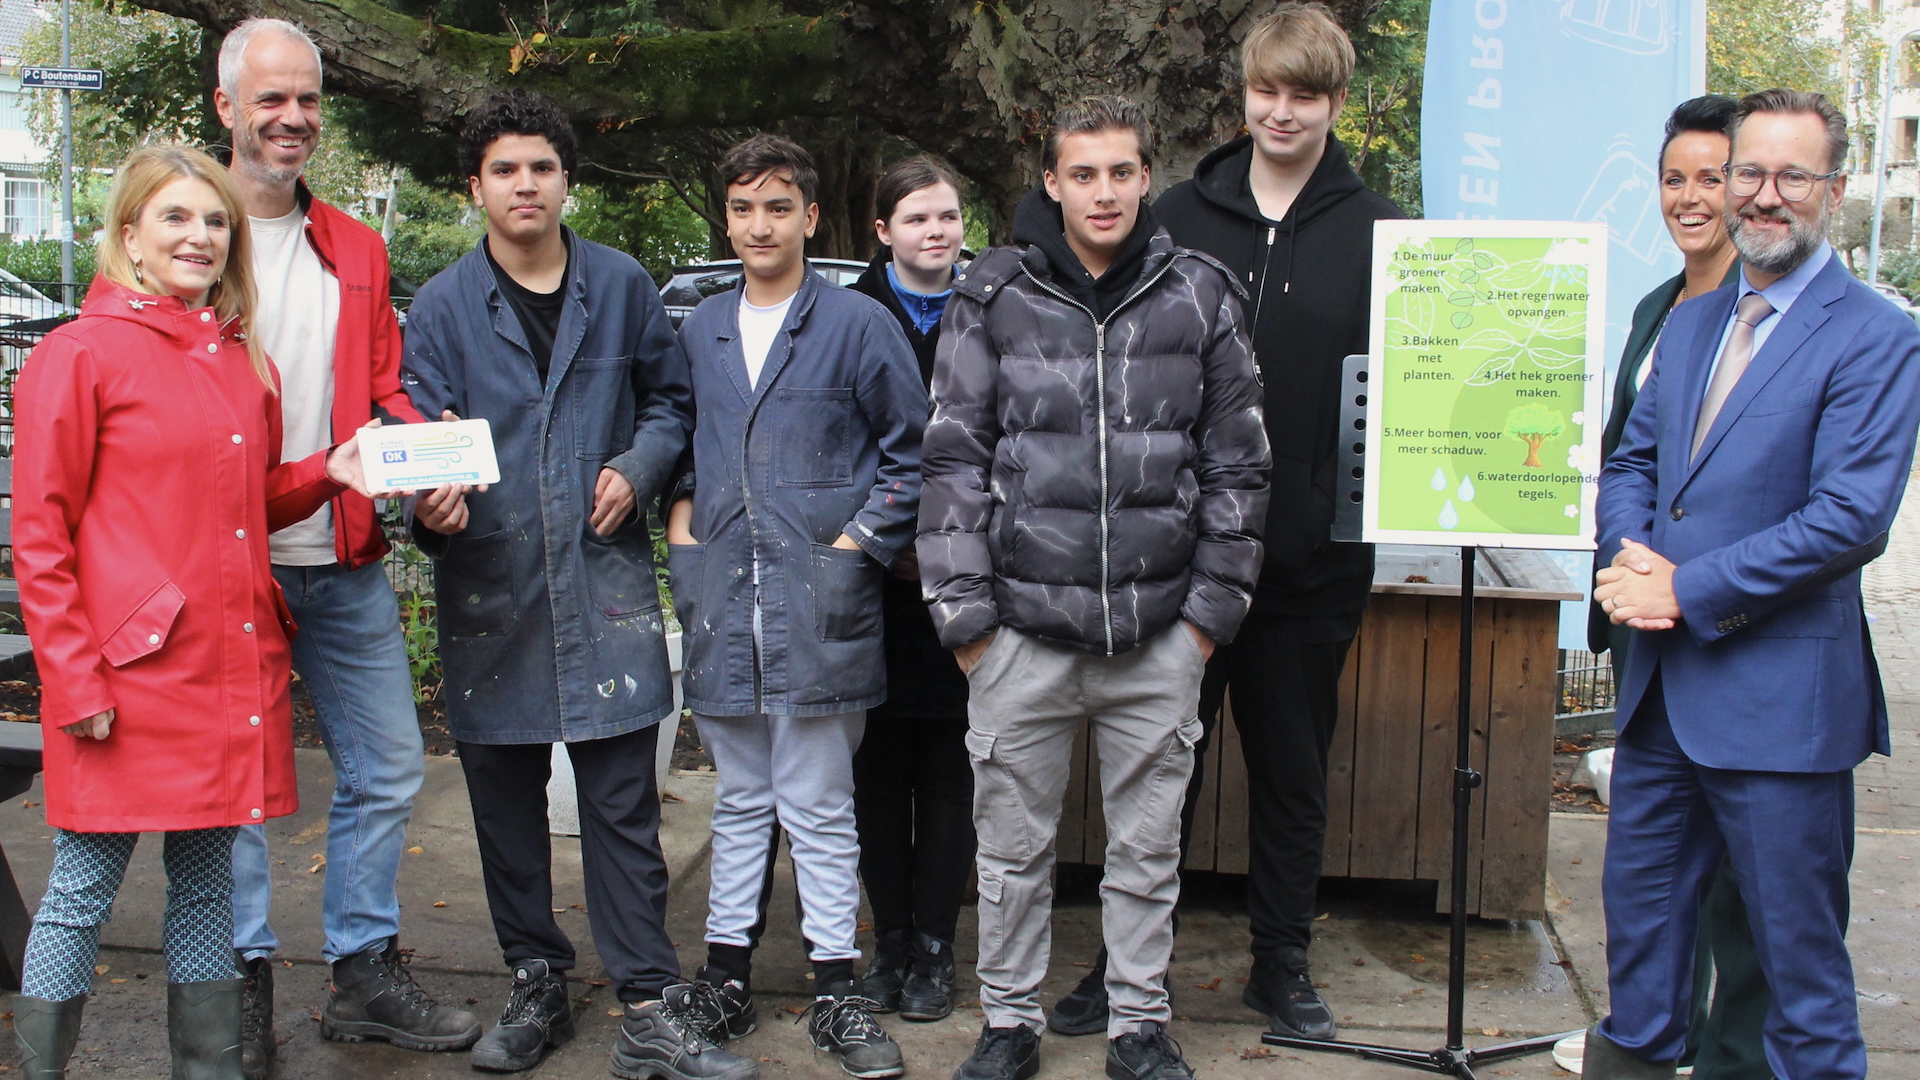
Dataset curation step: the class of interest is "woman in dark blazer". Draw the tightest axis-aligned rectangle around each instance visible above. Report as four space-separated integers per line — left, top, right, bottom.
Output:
1579 94 1771 1080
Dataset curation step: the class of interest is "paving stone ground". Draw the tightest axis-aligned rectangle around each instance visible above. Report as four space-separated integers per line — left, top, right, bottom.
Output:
5 488 1920 1078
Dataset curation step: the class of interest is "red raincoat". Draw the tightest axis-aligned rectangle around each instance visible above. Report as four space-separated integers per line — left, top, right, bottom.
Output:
14 279 342 833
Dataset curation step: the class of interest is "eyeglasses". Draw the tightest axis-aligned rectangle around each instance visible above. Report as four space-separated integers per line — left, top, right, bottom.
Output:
1723 164 1841 202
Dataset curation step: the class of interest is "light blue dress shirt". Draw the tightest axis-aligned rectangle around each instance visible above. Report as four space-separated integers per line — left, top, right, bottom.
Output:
1704 242 1832 397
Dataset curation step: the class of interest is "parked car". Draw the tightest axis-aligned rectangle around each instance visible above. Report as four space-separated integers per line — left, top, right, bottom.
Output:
0 268 77 328
661 258 868 327
1872 281 1910 306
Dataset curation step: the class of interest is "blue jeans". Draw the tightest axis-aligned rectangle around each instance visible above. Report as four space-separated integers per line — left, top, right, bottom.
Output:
232 561 425 963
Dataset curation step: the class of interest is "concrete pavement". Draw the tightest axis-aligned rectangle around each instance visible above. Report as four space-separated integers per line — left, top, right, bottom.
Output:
5 493 1920 1077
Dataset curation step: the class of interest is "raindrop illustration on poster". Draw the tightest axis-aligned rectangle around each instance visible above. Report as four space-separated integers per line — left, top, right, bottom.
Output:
1439 500 1460 530
1431 467 1448 491
1458 475 1476 502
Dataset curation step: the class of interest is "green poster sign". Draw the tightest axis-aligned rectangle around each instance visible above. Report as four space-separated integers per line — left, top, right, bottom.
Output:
1362 221 1606 550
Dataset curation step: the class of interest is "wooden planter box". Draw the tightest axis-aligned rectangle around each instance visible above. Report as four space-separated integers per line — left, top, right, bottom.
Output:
1054 547 1579 920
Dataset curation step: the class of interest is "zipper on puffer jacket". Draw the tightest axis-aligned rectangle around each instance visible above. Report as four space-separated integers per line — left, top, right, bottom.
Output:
1017 258 1179 655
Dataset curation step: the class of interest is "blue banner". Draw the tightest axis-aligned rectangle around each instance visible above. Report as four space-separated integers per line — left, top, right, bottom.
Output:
1421 0 1704 646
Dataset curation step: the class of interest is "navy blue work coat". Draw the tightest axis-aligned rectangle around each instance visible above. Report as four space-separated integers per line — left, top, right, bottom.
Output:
402 230 693 744
672 266 926 716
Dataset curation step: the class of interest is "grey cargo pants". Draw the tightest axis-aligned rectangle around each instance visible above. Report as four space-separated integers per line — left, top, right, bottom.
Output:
964 623 1205 1037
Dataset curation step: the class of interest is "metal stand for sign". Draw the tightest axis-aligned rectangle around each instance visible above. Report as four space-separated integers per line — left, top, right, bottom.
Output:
1260 547 1579 1077
1317 360 1581 1076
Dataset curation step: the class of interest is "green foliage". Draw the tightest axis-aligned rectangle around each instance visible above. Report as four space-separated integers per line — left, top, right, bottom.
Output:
23 0 212 178
382 540 443 704
0 237 96 289
1338 0 1427 215
1707 0 1840 101
567 182 709 275
388 220 484 287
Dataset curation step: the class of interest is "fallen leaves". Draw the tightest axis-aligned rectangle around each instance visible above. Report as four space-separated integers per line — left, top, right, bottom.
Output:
1481 1027 1503 1037
307 854 326 874
94 964 109 975
1238 1047 1276 1060
407 846 424 855
1194 977 1221 991
433 901 448 908
1352 957 1366 966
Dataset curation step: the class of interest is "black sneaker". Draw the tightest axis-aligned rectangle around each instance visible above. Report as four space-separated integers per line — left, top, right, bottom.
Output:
321 937 482 1052
612 998 759 1080
1106 1022 1194 1080
238 953 274 1080
1046 958 1108 1036
899 935 956 1022
1244 949 1337 1040
468 960 574 1072
858 932 910 1013
801 981 904 1079
664 968 758 1042
952 1023 1041 1080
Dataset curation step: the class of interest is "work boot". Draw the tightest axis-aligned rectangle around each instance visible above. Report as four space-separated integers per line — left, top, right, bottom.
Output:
468 960 573 1072
1105 1021 1194 1080
1244 948 1336 1040
321 937 481 1052
858 930 909 1013
1046 951 1108 1036
664 967 758 1041
1582 1025 1679 1080
951 1023 1040 1080
13 993 86 1080
802 980 904 1078
166 978 244 1080
237 954 274 1080
611 997 760 1080
898 934 956 1022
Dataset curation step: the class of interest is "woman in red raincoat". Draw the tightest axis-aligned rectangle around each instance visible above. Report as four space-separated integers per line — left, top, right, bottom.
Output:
9 145 375 1080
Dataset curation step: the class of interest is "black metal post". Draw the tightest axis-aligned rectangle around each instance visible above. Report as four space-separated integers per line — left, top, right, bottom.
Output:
1262 546 1579 1078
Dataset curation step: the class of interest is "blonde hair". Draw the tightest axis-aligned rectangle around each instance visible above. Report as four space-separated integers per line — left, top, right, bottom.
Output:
97 145 272 392
1241 3 1356 98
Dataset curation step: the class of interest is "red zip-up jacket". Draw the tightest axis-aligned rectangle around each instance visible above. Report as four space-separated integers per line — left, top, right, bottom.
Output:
295 184 426 569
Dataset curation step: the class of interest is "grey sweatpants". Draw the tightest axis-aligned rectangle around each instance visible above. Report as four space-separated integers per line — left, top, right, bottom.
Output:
965 624 1205 1037
696 710 867 962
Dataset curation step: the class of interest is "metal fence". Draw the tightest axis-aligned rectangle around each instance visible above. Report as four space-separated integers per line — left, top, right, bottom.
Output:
0 281 83 456
1556 647 1616 733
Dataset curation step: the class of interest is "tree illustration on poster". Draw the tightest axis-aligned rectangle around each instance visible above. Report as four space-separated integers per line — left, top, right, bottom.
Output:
1361 220 1606 550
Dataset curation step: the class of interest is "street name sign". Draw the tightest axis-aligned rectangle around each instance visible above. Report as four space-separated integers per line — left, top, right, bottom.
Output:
1362 220 1606 550
22 67 105 90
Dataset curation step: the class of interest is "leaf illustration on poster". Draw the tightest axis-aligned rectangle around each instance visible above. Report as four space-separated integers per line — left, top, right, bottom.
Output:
1362 220 1606 550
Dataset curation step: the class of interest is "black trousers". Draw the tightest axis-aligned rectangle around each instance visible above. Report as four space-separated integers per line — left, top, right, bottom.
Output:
457 725 679 1001
1190 616 1356 962
851 716 976 949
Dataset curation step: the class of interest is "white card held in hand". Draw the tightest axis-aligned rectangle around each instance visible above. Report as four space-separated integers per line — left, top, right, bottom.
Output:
356 419 502 491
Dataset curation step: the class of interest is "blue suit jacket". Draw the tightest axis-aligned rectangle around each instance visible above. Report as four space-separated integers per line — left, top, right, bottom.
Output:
1597 254 1920 772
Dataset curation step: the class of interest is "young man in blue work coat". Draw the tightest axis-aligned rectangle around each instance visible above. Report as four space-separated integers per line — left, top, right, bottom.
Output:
401 89 757 1080
663 133 927 1080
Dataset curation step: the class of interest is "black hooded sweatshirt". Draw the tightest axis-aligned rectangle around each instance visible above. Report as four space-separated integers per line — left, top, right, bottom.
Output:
1157 135 1405 623
1009 185 1160 319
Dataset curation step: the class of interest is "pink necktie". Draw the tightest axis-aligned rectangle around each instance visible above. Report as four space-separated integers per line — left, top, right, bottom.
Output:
1691 292 1775 460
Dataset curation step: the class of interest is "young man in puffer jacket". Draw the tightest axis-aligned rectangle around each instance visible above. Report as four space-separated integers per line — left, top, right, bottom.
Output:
1044 2 1408 1045
919 95 1270 1080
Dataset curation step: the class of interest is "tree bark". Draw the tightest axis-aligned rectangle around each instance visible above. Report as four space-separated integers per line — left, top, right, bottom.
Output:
132 0 1387 248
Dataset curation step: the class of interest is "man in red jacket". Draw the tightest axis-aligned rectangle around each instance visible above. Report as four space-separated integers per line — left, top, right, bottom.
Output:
214 18 480 1076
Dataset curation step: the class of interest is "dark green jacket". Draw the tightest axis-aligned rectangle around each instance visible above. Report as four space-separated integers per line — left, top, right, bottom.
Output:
1588 261 1740 654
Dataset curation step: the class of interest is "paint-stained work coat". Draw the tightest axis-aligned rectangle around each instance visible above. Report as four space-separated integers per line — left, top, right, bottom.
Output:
402 229 693 744
671 266 927 717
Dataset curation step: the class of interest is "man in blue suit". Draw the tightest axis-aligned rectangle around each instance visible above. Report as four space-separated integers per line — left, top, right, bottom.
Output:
1592 88 1920 1080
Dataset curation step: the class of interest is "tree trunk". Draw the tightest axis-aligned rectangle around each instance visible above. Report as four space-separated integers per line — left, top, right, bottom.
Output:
128 0 1388 242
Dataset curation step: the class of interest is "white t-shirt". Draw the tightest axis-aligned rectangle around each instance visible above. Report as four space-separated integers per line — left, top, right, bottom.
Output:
739 291 795 391
253 208 341 566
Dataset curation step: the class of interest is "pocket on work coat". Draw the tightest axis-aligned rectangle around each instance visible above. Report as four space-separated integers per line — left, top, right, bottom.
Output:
439 529 518 637
774 388 855 487
809 543 882 641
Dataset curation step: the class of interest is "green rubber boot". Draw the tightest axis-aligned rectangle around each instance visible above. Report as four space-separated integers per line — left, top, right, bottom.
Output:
167 978 244 1080
13 993 86 1080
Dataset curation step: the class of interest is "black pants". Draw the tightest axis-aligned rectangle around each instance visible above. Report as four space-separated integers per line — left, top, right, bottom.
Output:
851 716 976 949
457 725 679 1001
1190 616 1356 963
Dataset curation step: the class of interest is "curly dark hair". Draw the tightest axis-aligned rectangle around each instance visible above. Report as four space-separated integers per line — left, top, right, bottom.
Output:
458 89 578 181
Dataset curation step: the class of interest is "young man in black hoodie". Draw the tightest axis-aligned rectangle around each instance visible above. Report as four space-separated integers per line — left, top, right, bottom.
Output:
1046 3 1404 1044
